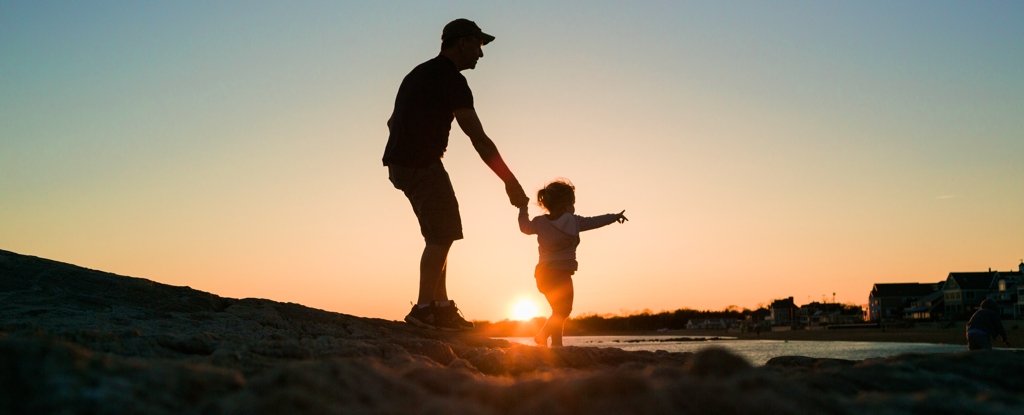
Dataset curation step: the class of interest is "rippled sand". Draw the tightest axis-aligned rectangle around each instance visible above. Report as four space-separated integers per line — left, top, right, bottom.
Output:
2 249 1022 414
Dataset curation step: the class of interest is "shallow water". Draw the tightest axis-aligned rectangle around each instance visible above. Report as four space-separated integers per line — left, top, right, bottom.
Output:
501 335 967 365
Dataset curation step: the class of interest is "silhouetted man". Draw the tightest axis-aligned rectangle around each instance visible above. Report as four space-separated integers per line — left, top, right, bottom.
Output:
384 19 528 330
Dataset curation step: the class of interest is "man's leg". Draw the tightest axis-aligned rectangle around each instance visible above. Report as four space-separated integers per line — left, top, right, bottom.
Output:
392 163 465 329
414 240 472 330
423 239 474 330
418 241 452 304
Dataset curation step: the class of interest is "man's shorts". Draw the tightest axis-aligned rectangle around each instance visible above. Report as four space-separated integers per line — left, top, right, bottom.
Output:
388 162 463 244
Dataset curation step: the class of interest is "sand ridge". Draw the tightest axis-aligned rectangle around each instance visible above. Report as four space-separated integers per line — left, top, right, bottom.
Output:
2 249 1022 414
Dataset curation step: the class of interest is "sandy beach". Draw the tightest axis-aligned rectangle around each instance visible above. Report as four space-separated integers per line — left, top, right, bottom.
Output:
3 248 1022 414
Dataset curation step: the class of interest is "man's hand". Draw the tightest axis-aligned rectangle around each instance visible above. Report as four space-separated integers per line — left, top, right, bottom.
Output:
506 180 529 208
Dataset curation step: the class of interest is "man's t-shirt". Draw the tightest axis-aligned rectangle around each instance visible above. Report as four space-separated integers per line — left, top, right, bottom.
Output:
383 55 474 168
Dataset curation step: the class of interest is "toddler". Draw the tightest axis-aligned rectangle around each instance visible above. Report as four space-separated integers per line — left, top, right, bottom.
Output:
518 179 627 347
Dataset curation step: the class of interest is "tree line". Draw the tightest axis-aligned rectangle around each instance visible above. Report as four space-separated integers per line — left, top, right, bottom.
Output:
474 307 766 337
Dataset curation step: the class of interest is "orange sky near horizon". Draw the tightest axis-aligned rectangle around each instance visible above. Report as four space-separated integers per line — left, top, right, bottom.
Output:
2 2 1022 322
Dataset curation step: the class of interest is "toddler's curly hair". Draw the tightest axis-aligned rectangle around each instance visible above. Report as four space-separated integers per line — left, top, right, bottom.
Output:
537 179 575 215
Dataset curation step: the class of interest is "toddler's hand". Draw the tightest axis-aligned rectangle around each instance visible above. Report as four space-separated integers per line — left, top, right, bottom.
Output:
617 210 629 224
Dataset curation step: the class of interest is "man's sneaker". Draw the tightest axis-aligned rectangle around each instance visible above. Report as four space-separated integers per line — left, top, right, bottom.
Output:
434 300 474 331
404 303 438 329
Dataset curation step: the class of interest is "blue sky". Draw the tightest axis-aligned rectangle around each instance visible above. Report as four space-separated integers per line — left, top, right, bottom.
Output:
2 1 1022 320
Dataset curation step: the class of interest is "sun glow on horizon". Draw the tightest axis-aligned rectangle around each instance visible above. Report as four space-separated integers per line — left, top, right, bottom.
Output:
509 297 542 321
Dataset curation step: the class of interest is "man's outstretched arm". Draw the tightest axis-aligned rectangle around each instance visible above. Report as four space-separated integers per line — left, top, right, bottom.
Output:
454 107 528 207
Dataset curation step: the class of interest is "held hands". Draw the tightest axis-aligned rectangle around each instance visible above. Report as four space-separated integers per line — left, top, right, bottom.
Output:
616 210 629 224
505 180 529 208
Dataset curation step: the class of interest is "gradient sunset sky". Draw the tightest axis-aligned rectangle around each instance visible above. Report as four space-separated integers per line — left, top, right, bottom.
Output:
3 1 1022 322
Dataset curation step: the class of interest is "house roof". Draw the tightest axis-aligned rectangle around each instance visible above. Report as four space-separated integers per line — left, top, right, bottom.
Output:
947 272 997 290
770 297 795 308
801 302 845 312
871 283 938 297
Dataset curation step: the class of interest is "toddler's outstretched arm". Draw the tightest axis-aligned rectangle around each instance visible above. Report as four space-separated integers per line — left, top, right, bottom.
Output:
578 210 628 232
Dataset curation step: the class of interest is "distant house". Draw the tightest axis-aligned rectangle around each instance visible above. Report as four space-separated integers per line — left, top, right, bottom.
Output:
868 283 940 322
768 297 797 327
906 289 944 321
943 262 1023 320
1017 261 1024 318
1019 284 1024 317
747 307 771 323
944 272 998 318
801 302 864 326
685 318 737 330
993 266 1023 319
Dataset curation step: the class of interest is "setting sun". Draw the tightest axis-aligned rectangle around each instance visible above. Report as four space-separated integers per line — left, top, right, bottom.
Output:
509 297 542 321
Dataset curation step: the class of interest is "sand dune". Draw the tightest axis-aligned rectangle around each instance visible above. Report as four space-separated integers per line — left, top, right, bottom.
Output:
2 249 1021 414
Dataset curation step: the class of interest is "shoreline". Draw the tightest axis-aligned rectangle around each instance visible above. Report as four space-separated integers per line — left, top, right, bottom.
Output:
489 326 1022 348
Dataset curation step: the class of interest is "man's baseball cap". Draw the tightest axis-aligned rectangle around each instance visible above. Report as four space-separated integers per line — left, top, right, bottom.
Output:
442 18 495 45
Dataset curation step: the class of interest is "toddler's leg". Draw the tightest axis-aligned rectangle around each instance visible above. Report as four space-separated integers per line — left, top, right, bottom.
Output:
534 330 548 347
544 277 574 347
